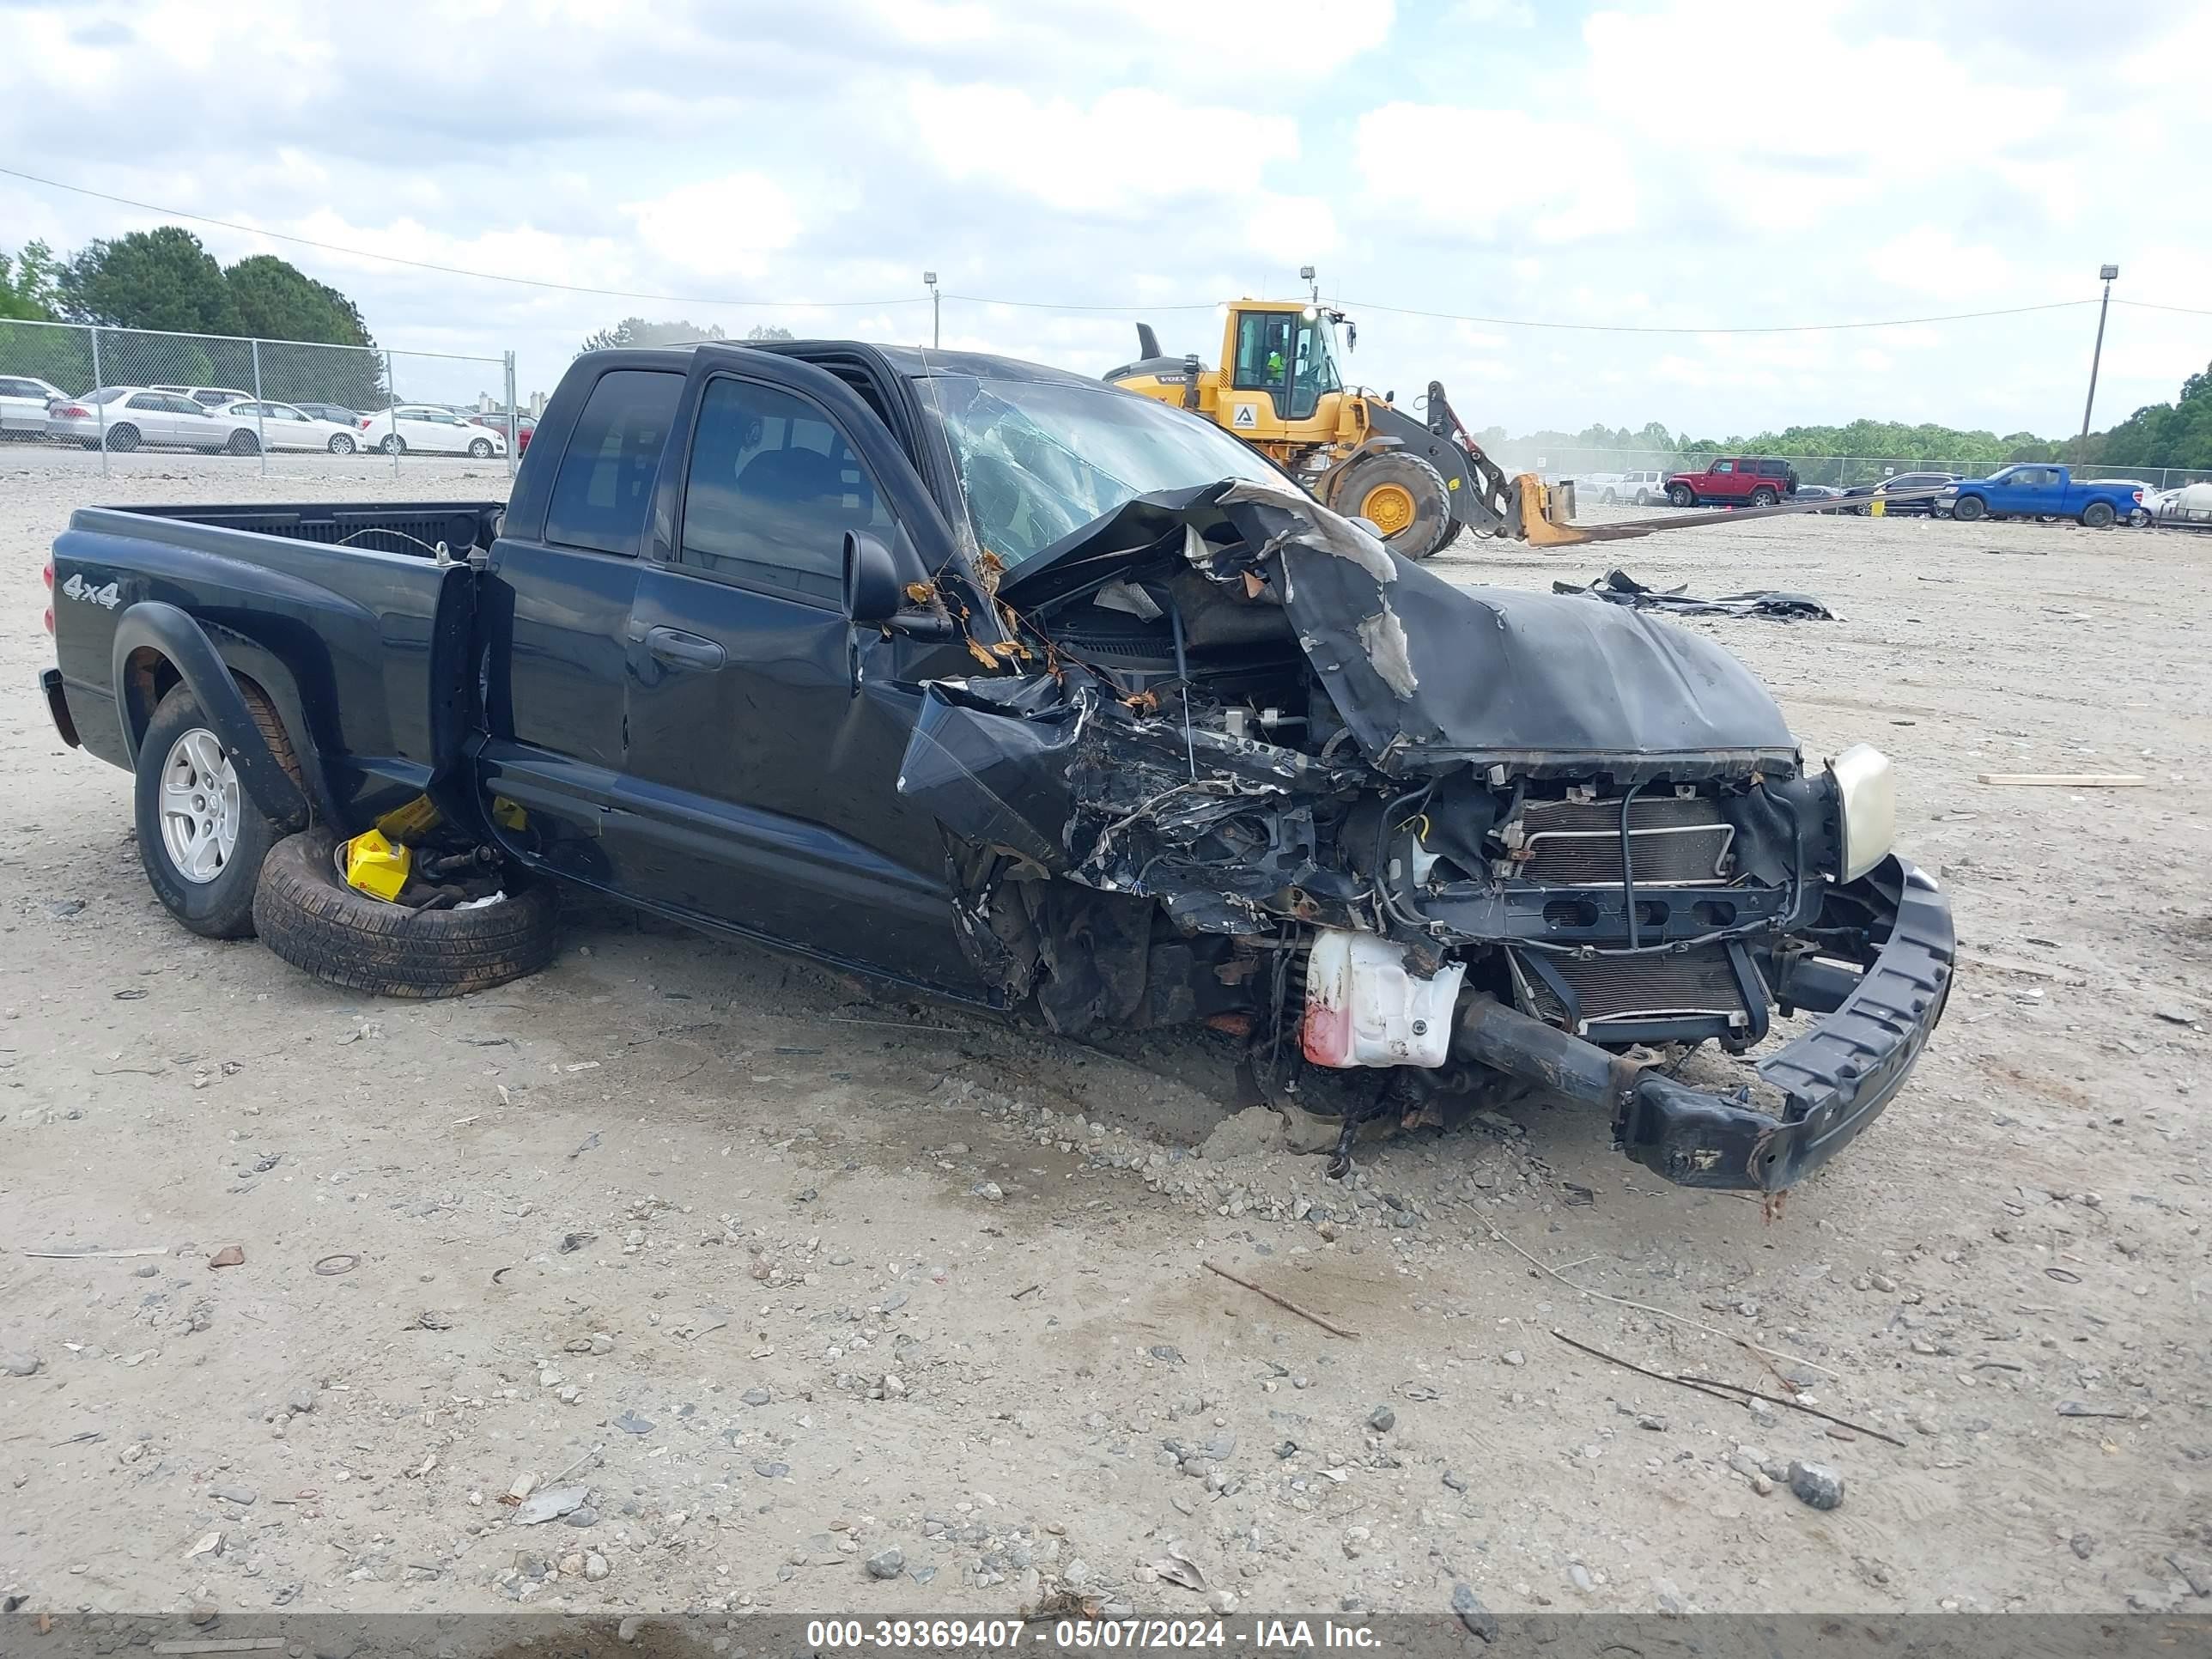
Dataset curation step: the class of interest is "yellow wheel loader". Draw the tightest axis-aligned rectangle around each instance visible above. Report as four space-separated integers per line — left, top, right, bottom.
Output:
1106 299 1949 558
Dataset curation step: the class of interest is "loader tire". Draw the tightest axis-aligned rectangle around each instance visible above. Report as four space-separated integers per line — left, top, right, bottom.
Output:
253 825 559 999
1333 453 1453 560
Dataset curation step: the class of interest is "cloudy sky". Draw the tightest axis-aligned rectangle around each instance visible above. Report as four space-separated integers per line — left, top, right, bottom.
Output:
5 0 2209 440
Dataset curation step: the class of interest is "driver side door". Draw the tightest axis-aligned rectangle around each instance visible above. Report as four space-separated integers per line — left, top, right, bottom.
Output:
611 356 981 993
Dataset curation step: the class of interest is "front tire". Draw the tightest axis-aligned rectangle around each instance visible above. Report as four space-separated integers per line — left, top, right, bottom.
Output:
253 826 560 999
380 434 404 455
1330 452 1455 561
467 437 494 459
1952 495 1986 522
2081 501 2116 528
226 429 258 456
134 686 279 939
329 434 356 454
1667 483 1695 507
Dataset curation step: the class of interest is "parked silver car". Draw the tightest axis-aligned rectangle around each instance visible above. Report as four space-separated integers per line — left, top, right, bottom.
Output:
0 374 66 437
47 386 232 452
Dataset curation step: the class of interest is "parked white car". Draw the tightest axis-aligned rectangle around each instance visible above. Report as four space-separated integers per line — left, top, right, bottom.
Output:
1597 468 1668 506
356 404 507 458
0 374 65 437
210 399 368 455
46 386 232 451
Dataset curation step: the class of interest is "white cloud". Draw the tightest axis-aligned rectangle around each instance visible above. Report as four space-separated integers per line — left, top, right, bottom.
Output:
1352 104 1625 243
619 176 803 278
1867 229 2011 300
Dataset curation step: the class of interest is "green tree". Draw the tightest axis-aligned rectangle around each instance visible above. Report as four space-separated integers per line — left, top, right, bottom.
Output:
58 227 241 334
225 253 384 407
579 316 726 354
0 239 60 320
2087 362 2212 471
744 323 793 342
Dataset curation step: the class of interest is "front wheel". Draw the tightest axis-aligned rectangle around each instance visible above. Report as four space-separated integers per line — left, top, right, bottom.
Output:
467 437 494 459
2081 501 2116 528
1667 483 1695 507
380 434 405 455
329 433 356 454
226 429 258 456
1749 486 1778 507
1952 495 1986 522
133 686 280 939
1330 452 1455 560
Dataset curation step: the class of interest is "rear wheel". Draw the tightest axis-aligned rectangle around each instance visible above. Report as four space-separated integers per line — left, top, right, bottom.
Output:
380 434 404 455
1667 483 1695 507
2081 501 2115 528
1749 486 1778 507
133 686 281 939
226 429 258 456
467 437 494 459
253 825 561 999
105 422 141 453
1599 489 1618 505
1952 495 1986 522
1633 489 1652 506
1331 452 1454 560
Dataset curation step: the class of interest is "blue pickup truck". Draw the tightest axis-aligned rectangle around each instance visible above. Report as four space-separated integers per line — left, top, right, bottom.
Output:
1948 465 2147 527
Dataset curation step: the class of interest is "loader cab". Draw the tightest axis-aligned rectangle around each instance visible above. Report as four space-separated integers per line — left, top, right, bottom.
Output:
1224 303 1344 433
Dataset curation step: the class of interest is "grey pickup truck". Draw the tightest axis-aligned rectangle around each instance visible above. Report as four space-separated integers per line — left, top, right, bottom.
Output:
41 338 1954 1192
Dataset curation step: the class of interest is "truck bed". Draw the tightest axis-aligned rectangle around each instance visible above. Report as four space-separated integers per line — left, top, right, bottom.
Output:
86 499 504 560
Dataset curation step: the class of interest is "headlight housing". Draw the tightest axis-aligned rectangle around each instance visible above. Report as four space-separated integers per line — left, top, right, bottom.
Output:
1827 743 1895 884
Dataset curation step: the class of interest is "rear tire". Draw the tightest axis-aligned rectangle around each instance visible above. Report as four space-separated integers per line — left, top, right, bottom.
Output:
1749 486 1778 507
2081 501 2115 528
1330 452 1454 561
1667 483 1695 507
134 685 281 940
253 825 561 1000
1633 489 1652 506
106 422 141 453
1952 495 1986 522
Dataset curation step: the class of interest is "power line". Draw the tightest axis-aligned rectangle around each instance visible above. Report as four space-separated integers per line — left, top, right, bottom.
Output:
1330 296 2099 335
8 162 2209 335
0 165 921 311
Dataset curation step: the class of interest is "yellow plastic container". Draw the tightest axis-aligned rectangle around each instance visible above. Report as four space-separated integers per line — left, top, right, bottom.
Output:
340 828 412 902
375 794 442 842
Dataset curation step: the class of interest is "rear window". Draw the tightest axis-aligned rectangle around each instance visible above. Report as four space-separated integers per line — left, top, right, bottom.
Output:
544 369 685 556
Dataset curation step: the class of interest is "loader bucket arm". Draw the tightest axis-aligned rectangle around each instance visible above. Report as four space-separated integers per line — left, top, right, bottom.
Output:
1413 380 1515 538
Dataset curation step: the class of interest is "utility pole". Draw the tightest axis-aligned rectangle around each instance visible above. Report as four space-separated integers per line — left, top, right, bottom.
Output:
2081 263 2119 439
923 270 939 349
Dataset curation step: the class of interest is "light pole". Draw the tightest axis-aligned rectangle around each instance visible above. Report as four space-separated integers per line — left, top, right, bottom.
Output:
923 270 939 349
2081 263 2118 439
1299 264 1318 305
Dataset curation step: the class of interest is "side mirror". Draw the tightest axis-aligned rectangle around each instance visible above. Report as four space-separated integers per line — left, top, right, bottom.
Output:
843 529 902 625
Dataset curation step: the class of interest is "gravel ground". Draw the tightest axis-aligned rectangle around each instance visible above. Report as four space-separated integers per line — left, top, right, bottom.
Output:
3 456 2208 1623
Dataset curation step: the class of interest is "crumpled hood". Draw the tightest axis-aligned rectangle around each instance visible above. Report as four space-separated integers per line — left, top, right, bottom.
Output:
1000 479 1801 781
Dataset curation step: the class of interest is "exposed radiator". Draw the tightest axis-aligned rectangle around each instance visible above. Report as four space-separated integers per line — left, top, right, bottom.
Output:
1517 794 1734 886
1518 943 1748 1034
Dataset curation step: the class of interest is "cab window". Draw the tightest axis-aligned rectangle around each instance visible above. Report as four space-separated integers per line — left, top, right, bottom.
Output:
1711 459 1735 474
1231 312 1297 404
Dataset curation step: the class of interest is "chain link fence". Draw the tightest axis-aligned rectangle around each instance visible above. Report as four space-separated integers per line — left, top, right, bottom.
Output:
1489 442 2212 494
0 317 516 482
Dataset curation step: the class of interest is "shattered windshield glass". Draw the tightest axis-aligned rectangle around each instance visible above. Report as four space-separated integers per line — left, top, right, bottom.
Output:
924 373 1285 568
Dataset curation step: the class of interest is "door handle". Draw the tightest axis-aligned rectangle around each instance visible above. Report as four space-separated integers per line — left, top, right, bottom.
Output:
644 626 726 672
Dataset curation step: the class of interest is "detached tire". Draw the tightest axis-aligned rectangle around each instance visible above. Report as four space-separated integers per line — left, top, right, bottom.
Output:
1332 453 1454 560
253 825 559 999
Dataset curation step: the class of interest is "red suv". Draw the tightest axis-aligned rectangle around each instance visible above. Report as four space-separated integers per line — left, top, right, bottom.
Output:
1665 456 1798 507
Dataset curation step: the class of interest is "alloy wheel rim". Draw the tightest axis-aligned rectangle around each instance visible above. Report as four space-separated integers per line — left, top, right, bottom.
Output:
158 727 240 884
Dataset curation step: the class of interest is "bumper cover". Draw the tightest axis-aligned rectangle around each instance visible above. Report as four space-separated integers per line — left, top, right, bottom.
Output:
1455 856 1954 1191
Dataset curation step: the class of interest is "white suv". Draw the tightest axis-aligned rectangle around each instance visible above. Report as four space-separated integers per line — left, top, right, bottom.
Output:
1597 469 1667 507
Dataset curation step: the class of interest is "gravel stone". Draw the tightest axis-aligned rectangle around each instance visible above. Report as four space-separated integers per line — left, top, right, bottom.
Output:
1788 1461 1845 1510
866 1547 906 1580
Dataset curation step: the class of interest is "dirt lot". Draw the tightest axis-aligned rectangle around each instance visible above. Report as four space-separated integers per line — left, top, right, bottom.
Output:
3 456 2207 1623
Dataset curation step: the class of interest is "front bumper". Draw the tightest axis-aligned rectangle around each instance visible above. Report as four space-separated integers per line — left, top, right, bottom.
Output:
1454 856 1954 1191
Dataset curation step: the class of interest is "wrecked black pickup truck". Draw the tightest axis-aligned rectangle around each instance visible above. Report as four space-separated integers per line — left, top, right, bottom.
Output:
42 340 1953 1193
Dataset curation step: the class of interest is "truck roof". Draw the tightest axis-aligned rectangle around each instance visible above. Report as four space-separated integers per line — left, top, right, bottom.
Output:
592 341 1106 392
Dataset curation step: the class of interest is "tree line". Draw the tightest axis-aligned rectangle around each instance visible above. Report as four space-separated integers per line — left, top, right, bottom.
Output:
1 226 383 406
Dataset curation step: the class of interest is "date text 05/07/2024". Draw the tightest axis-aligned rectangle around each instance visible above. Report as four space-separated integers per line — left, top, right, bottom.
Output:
805 1619 1383 1650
